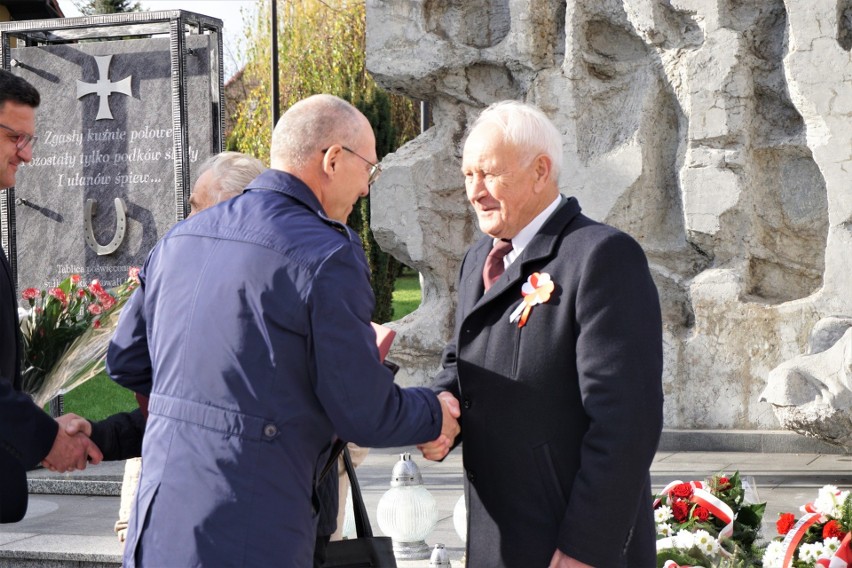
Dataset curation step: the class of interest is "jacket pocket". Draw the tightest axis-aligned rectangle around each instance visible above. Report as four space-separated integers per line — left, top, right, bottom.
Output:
512 325 522 377
532 441 568 524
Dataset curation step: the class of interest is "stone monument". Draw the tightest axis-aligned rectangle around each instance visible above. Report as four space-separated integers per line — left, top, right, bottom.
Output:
0 11 224 290
366 0 852 450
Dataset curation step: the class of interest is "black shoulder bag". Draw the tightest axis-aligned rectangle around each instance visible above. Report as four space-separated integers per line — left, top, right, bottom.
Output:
322 444 397 568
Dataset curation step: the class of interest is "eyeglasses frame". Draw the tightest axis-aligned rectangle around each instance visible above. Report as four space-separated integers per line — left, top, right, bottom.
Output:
320 146 382 185
0 123 37 151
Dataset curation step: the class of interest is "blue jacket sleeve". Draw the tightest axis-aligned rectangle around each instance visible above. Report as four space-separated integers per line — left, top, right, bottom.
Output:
106 275 152 396
308 242 442 448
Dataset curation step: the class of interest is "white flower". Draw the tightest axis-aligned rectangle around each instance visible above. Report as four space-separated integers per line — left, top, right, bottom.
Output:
655 505 673 523
762 541 785 568
799 542 822 563
657 523 673 537
693 529 719 556
823 536 842 554
674 529 695 550
814 485 849 517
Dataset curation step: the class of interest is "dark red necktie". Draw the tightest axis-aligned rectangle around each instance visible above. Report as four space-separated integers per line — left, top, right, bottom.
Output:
482 239 513 291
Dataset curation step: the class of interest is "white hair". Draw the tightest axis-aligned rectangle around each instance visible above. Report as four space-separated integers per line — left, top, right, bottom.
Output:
469 100 563 179
195 151 265 200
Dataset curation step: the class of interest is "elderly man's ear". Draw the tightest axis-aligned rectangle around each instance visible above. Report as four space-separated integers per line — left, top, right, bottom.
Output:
533 154 553 190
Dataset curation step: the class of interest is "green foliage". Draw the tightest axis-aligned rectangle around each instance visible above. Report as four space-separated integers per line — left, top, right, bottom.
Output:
840 493 852 533
60 371 138 422
229 0 420 321
391 271 421 319
74 0 142 14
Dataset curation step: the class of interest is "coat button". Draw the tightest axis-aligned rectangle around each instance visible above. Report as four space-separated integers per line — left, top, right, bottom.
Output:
463 398 472 409
263 424 279 439
467 470 476 482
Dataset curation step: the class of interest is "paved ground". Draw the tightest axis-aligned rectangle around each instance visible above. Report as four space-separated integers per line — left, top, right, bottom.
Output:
1 447 850 566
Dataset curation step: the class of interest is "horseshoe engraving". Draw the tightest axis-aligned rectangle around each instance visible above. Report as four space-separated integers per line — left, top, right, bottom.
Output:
84 197 127 256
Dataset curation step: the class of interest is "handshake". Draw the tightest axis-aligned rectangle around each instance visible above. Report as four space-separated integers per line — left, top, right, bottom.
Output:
418 391 461 462
41 414 102 473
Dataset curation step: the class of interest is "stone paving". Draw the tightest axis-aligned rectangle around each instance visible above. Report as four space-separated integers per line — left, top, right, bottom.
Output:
1 446 849 566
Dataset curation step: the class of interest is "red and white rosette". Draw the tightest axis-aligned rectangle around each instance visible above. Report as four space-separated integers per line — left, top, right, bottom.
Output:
509 272 555 328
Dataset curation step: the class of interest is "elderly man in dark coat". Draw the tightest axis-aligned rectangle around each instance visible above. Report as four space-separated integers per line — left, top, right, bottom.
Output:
106 94 460 568
422 100 664 567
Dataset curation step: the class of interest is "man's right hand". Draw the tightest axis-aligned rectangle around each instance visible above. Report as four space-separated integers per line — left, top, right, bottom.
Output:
417 391 461 461
41 417 102 473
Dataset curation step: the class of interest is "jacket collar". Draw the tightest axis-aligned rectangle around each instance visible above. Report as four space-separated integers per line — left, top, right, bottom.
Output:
245 169 327 217
244 169 352 236
472 196 582 307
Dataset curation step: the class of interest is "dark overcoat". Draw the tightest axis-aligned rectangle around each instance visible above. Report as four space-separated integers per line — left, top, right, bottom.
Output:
434 197 664 567
0 246 57 523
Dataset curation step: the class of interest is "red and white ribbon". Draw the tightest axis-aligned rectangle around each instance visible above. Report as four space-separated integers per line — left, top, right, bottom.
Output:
779 512 823 568
828 532 852 568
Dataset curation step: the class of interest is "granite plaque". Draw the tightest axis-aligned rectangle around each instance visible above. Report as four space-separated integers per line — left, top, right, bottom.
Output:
8 32 218 289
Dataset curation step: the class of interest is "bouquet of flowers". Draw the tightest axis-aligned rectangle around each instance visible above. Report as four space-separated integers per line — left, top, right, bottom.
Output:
19 268 139 407
762 485 852 568
654 471 767 567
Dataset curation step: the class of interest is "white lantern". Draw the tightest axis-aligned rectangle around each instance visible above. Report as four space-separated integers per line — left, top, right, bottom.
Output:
429 543 452 567
453 494 467 544
376 453 438 559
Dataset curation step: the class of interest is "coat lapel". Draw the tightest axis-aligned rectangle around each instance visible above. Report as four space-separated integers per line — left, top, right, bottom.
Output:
471 197 582 312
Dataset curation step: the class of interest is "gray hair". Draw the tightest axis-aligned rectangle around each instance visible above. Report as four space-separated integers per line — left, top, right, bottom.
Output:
195 151 265 200
469 100 563 179
270 94 364 170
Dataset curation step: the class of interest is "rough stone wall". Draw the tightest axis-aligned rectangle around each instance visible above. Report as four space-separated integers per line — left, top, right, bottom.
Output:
366 0 852 432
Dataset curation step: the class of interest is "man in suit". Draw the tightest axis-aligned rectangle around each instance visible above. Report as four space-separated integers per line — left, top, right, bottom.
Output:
0 69 102 523
420 100 664 567
106 94 460 567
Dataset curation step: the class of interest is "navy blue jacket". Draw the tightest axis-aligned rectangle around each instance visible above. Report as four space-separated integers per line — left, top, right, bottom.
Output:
107 170 442 567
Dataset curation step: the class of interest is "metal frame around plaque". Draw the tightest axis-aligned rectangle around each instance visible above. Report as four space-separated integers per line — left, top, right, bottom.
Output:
0 10 224 284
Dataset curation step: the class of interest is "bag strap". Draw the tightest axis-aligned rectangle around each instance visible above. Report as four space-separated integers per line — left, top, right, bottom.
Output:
319 438 347 482
341 445 374 538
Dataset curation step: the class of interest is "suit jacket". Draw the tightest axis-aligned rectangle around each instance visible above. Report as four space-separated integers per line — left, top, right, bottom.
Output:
107 170 443 567
0 245 58 523
434 197 664 567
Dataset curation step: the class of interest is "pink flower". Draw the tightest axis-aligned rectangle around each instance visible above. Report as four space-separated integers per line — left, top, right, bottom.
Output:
21 288 39 301
70 274 81 285
88 280 105 295
48 287 68 307
93 319 102 329
87 303 103 315
99 294 116 311
128 266 141 283
77 289 87 299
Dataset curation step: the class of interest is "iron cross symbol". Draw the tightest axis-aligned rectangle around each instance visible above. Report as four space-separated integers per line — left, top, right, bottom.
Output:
76 55 132 120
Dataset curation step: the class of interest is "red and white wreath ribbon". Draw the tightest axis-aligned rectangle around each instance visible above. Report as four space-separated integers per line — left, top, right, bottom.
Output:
508 272 554 328
779 512 823 567
654 479 735 556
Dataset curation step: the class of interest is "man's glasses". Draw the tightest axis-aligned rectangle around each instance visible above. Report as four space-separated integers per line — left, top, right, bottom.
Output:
0 123 37 151
321 146 382 185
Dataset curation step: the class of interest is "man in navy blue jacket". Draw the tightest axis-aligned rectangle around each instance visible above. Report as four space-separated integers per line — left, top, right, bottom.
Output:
106 94 461 567
0 69 102 523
